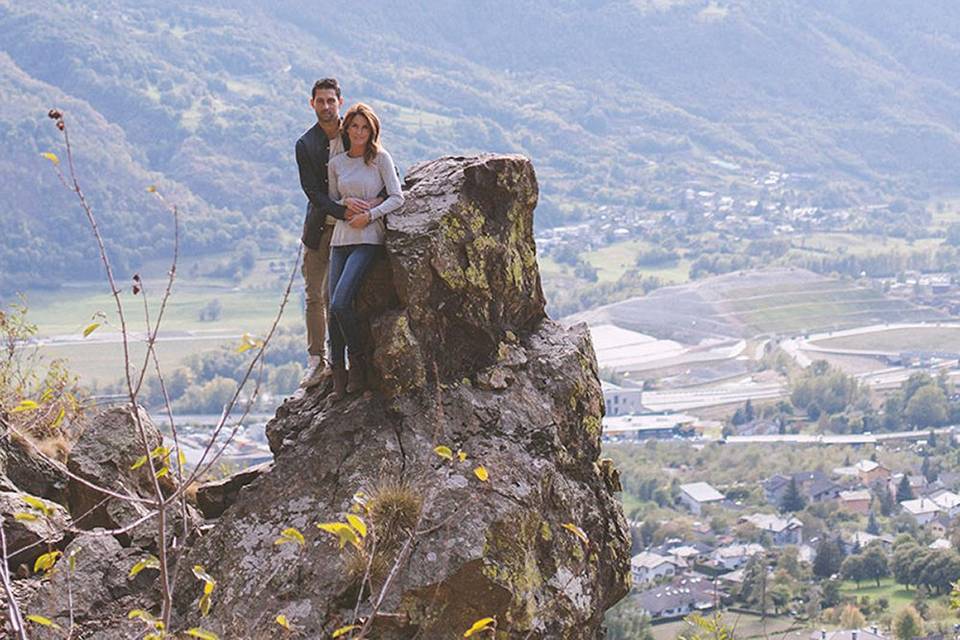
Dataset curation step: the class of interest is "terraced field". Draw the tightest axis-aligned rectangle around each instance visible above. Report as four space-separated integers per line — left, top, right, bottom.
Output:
572 268 945 342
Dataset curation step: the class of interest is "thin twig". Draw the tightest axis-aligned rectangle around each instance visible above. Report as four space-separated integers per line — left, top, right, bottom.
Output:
0 523 29 640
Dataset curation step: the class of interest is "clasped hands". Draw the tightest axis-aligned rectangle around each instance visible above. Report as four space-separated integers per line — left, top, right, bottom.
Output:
344 197 380 229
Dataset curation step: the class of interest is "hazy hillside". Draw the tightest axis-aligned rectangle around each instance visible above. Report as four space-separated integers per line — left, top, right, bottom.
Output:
3 0 960 290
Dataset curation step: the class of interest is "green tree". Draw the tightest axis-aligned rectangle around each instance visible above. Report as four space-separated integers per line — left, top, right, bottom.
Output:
813 537 845 580
905 385 948 427
866 510 881 535
861 544 889 588
893 605 924 640
896 475 914 502
780 477 806 513
841 554 866 588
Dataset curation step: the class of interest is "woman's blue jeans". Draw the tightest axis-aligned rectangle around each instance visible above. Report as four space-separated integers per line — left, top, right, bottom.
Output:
328 244 382 367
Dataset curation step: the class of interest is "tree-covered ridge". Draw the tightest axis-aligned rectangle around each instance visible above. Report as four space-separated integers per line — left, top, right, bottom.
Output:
4 1 960 289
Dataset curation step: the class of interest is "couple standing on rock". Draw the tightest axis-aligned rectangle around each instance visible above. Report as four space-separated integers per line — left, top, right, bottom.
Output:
294 77 404 399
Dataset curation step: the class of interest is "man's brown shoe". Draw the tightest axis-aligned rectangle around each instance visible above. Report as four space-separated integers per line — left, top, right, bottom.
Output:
329 365 348 401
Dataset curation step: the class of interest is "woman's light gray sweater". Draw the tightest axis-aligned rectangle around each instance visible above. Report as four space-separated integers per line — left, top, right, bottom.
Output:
327 149 404 246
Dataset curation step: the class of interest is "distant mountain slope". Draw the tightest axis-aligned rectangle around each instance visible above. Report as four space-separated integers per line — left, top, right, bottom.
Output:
3 1 960 289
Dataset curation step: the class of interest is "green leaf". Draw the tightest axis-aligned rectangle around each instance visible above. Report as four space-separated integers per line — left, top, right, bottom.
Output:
185 628 219 640
199 592 212 616
155 466 169 479
51 406 66 428
130 455 148 470
14 512 39 521
316 522 361 549
82 322 100 338
433 445 453 461
40 152 60 166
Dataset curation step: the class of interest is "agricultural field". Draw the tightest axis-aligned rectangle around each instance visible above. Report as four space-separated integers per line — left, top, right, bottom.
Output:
811 326 960 353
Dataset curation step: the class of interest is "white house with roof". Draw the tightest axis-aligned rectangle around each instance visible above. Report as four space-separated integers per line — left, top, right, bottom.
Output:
740 514 803 546
630 551 684 585
711 543 765 571
679 482 725 515
930 489 960 518
901 497 941 525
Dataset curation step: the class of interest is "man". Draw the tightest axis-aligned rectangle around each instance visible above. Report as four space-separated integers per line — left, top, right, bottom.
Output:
295 78 379 388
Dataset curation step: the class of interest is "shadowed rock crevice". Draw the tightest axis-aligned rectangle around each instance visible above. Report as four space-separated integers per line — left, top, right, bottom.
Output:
169 155 629 639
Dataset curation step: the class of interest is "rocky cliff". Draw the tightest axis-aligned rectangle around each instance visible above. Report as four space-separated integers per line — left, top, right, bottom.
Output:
2 154 630 639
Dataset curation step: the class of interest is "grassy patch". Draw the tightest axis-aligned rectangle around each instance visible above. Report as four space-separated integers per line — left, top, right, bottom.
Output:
651 612 799 640
838 577 918 613
812 326 960 352
583 239 692 284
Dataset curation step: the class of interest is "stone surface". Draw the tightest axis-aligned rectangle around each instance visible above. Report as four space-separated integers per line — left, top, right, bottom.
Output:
173 155 629 639
66 404 200 549
0 490 70 570
21 531 158 639
0 427 70 505
195 461 273 519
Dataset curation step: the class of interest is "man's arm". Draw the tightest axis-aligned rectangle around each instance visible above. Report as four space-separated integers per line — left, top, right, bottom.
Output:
295 138 347 220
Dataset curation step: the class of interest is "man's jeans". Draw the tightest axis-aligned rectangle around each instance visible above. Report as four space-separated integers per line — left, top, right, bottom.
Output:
301 224 333 358
328 244 382 367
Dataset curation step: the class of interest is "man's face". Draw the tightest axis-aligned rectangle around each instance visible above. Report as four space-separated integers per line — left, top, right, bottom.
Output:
310 88 342 124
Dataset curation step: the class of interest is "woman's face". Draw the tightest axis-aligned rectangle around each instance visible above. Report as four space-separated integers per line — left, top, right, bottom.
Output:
347 114 372 150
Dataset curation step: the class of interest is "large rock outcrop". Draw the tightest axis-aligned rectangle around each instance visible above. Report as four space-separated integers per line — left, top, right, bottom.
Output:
171 155 630 638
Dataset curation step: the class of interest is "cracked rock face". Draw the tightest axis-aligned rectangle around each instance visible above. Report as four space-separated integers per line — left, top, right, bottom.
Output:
171 155 630 638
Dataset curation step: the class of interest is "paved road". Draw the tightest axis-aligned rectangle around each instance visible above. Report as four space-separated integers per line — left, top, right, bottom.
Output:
726 425 956 445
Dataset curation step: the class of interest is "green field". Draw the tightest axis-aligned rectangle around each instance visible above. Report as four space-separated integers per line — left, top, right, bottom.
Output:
838 577 925 615
789 233 942 256
812 326 960 352
582 240 692 284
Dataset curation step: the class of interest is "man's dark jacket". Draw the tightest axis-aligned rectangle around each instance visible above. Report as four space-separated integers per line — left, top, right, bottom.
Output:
295 124 350 250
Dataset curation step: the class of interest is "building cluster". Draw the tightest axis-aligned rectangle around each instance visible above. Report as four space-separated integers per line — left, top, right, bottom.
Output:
626 457 960 628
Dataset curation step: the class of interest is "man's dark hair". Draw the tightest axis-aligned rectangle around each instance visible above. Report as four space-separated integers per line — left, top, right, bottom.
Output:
312 78 341 99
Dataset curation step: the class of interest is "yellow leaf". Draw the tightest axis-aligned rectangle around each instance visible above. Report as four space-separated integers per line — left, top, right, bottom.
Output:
11 399 39 413
192 565 216 596
185 628 219 640
129 555 160 578
457 450 468 462
51 406 66 428
433 445 453 461
146 185 157 193
128 608 153 621
464 617 496 637
332 625 361 638
33 551 61 574
562 523 589 545
316 522 361 549
155 466 169 479
178 450 187 466
130 455 148 471
199 592 212 616
22 495 53 515
14 512 39 521
345 514 367 538
473 466 489 482
276 614 290 630
275 527 305 547
26 614 61 629
82 322 100 338
40 152 60 166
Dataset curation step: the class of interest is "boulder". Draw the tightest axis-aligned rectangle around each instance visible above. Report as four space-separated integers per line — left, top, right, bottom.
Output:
21 531 158 639
195 461 273 519
0 491 70 571
66 405 200 549
174 155 630 639
0 428 70 504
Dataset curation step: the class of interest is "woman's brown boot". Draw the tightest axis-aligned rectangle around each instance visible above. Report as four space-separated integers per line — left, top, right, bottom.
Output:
347 354 367 394
329 364 348 401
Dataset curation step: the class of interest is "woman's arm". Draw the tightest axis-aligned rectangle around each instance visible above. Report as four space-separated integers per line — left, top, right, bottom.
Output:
327 158 341 203
368 151 405 221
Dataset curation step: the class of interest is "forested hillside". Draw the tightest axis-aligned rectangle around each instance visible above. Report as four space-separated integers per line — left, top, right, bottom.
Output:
3 0 960 291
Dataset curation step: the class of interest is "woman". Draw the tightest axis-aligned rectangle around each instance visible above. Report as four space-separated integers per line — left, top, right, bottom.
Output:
326 102 404 398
